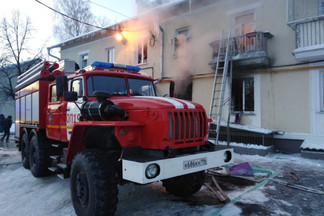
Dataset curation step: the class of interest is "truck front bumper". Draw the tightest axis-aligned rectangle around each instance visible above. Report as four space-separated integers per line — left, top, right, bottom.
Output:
122 148 233 184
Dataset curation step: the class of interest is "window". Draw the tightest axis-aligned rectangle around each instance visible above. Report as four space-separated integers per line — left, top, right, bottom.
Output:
174 27 190 54
106 47 115 63
86 75 127 96
320 72 324 111
128 78 155 96
80 53 88 68
320 0 324 15
232 77 254 112
137 42 147 65
71 79 83 98
50 85 58 102
234 12 255 52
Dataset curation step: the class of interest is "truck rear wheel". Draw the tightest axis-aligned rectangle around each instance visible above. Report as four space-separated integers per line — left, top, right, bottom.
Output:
21 132 30 169
162 171 206 197
70 149 119 216
29 134 50 177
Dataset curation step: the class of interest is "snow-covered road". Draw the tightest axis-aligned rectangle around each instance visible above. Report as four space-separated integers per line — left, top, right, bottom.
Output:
1 148 323 216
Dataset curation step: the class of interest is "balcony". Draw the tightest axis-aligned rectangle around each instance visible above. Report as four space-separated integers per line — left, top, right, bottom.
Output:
291 16 324 61
209 31 273 69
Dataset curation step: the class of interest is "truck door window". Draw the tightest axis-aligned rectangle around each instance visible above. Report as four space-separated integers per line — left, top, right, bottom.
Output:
71 79 83 98
86 75 127 96
50 85 59 102
128 78 155 96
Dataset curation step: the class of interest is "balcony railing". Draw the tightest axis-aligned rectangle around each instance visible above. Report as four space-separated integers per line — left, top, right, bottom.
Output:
209 31 273 68
295 16 324 48
291 16 324 61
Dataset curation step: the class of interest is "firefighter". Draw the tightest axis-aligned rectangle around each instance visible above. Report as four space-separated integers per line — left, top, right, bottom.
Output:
1 115 12 142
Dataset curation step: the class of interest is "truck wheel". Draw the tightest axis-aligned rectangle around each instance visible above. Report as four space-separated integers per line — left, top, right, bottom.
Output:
21 132 30 169
162 171 206 197
29 134 50 177
71 149 119 216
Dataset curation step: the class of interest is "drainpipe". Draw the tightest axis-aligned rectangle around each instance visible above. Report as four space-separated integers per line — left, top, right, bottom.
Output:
47 46 61 61
159 25 164 80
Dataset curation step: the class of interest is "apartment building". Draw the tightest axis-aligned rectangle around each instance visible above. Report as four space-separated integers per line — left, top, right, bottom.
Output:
49 0 324 153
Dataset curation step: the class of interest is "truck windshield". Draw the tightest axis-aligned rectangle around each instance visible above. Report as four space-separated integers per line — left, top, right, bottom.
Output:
128 78 155 96
87 75 127 96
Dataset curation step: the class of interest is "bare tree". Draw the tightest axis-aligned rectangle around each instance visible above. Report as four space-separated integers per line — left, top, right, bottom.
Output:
53 0 97 41
0 11 43 100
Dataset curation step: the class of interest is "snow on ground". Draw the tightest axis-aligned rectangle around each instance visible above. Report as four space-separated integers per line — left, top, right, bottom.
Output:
1 148 324 216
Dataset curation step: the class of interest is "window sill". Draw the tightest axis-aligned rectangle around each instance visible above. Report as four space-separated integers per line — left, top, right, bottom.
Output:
232 111 256 116
136 62 148 66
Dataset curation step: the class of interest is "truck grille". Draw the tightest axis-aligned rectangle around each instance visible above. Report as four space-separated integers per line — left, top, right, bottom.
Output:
168 111 206 144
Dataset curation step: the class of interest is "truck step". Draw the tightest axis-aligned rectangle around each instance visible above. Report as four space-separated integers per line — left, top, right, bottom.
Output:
50 155 61 160
48 166 59 173
52 144 60 148
57 163 67 169
57 173 69 179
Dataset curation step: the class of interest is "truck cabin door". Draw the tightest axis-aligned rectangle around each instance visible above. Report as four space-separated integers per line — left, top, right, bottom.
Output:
47 84 68 141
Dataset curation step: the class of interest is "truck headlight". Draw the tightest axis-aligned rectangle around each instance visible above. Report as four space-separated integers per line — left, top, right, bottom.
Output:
223 150 232 163
145 163 160 179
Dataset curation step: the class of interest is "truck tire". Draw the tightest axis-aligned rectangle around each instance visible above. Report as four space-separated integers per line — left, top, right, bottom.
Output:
29 134 50 177
162 171 206 197
70 149 119 216
21 132 30 169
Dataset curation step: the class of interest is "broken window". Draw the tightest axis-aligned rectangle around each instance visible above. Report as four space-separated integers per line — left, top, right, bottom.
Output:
137 41 147 65
232 77 254 112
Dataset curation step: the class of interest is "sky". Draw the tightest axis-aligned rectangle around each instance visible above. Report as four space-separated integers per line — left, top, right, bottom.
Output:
1 0 137 60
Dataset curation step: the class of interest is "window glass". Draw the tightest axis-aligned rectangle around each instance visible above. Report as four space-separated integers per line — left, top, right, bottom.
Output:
50 85 58 102
137 42 148 64
71 79 83 98
128 78 155 96
86 76 127 96
80 54 88 68
320 0 324 15
107 47 115 63
232 77 254 112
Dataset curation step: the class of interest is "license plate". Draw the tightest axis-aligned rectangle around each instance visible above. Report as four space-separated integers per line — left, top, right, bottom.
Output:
183 157 207 170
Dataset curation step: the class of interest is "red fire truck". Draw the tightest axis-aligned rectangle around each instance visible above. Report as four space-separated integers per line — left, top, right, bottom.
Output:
15 60 233 215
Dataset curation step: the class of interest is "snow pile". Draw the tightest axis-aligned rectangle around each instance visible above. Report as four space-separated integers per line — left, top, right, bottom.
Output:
301 136 324 151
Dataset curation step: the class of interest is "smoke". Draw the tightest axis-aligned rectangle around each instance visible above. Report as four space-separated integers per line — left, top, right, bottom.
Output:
116 1 217 99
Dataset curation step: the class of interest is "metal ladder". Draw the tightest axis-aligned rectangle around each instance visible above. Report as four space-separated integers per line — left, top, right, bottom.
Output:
209 30 232 145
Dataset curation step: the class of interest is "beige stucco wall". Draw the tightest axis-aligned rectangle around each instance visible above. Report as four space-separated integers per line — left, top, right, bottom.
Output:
261 68 310 133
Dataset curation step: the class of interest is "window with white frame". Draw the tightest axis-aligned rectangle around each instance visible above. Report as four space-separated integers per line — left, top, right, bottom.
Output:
80 53 88 68
136 42 147 65
232 77 254 112
320 71 324 111
106 47 115 63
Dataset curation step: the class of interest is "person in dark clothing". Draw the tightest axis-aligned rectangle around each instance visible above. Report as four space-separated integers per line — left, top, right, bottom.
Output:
1 115 12 142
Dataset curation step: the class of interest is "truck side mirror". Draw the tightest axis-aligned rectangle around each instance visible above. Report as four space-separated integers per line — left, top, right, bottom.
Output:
154 80 175 97
56 75 68 98
64 91 78 102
